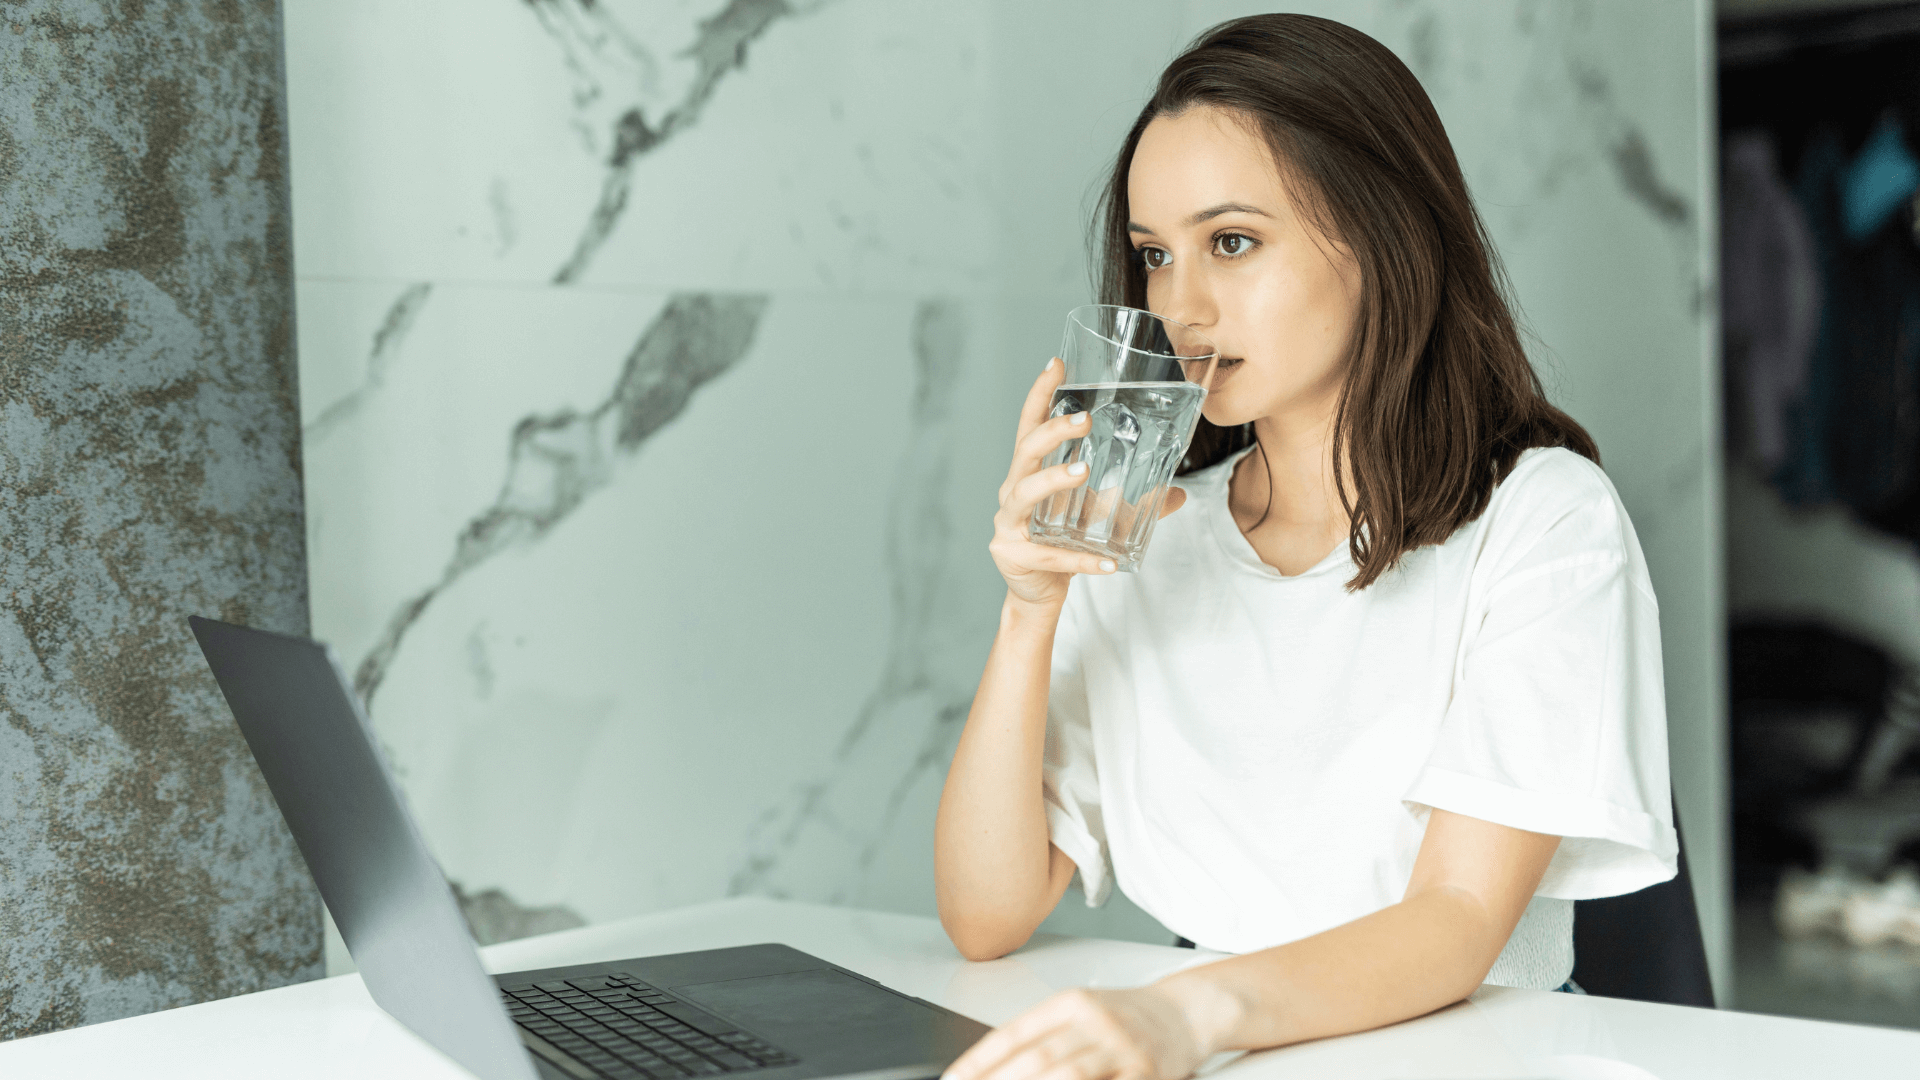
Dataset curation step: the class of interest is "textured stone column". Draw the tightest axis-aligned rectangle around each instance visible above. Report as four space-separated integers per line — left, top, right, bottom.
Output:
0 0 319 1038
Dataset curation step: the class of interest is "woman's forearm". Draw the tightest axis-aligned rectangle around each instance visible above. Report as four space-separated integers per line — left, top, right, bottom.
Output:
1154 818 1561 1053
934 594 1076 959
1153 888 1505 1051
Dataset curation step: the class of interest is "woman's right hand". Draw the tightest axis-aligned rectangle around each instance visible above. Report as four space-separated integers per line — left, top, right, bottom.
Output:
989 358 1118 610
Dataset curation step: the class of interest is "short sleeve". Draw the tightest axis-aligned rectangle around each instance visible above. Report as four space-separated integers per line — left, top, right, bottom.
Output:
1042 592 1113 907
1404 473 1678 900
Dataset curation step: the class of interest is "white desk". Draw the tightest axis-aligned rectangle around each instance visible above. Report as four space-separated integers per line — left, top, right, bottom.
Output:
3 897 1915 1079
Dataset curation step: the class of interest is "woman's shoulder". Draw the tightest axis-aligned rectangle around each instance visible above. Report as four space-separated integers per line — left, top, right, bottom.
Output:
1494 446 1619 513
1468 446 1642 580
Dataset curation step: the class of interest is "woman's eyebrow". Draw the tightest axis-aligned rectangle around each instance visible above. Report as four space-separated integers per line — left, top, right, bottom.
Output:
1127 203 1273 236
1184 202 1270 227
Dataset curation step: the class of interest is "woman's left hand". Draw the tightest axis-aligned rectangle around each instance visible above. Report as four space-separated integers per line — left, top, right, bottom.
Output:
943 986 1212 1080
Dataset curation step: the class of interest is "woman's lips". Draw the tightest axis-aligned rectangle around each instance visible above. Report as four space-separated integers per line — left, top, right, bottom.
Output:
1208 357 1243 390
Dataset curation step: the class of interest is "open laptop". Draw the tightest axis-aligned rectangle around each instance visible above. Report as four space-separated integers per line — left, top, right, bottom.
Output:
189 616 990 1080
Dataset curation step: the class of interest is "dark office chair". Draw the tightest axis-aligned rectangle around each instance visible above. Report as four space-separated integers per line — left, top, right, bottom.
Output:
1569 806 1716 1008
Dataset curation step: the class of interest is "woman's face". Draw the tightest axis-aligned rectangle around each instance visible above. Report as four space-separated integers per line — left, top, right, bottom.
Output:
1126 106 1361 430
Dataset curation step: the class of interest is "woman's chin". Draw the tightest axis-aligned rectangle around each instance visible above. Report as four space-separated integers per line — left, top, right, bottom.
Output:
1202 388 1254 428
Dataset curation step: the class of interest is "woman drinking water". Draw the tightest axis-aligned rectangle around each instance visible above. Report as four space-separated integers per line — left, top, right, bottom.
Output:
934 14 1675 1080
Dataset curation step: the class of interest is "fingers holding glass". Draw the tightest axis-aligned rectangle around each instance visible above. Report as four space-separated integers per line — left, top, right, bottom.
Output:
1013 357 1067 447
1004 408 1089 504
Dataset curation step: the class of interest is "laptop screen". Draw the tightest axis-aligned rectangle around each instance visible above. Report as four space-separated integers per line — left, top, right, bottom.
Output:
191 616 538 1080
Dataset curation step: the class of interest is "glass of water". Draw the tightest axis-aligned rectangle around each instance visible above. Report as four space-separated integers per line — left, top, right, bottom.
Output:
1028 305 1218 572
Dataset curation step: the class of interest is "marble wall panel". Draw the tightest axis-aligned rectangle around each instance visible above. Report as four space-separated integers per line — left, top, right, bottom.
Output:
0 0 319 1038
287 0 1722 990
285 0 995 293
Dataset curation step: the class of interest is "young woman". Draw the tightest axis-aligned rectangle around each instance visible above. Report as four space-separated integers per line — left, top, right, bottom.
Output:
934 14 1676 1080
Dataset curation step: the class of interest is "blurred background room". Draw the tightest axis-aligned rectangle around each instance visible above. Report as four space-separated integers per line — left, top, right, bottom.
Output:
9 0 1920 1049
1719 0 1920 1031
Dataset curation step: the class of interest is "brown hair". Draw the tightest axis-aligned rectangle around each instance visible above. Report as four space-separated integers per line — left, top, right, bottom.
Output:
1098 14 1598 589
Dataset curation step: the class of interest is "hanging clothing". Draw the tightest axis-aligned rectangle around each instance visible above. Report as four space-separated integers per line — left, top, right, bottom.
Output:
1842 113 1920 243
1773 123 1920 525
1721 130 1822 473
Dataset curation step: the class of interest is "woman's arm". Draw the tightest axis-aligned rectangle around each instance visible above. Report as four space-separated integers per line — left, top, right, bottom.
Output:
1161 810 1560 1048
934 596 1081 961
936 358 1142 961
943 810 1560 1079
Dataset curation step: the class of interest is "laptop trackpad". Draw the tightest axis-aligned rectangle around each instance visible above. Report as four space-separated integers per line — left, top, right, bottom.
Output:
675 968 929 1028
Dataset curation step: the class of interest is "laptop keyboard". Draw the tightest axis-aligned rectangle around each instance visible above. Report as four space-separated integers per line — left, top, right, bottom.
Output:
501 974 798 1080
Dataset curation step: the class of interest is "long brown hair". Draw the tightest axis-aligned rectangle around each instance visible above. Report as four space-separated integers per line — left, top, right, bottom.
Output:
1099 15 1598 589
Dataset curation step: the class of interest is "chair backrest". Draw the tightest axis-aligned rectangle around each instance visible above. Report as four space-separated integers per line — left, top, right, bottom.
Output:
1570 804 1716 1008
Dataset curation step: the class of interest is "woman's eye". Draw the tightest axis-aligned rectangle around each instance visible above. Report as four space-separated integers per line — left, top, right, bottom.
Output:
1139 247 1170 270
1215 234 1252 257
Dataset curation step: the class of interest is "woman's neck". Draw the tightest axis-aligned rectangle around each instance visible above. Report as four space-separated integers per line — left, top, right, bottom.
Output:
1227 406 1351 576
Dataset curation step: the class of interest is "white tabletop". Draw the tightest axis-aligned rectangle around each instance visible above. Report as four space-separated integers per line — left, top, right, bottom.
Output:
3 897 1916 1079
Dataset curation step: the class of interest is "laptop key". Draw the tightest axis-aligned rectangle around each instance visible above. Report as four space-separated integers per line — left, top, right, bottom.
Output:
708 1050 756 1070
653 1001 738 1037
520 1031 599 1080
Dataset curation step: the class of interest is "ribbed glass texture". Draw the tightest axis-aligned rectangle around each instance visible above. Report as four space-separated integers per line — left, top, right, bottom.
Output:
1029 306 1216 571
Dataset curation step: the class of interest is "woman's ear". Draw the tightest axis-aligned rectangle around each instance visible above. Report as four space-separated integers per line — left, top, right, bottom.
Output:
1159 487 1189 519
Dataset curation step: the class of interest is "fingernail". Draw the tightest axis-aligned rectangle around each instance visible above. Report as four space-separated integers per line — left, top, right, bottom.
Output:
1044 357 1056 371
1069 412 1087 425
1099 560 1116 572
1068 461 1087 475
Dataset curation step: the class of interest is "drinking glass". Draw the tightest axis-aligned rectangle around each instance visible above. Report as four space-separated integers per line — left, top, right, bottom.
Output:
1028 305 1217 572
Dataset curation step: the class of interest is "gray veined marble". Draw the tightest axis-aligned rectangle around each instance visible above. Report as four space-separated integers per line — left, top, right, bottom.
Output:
528 0 825 284
1555 51 1696 242
1502 3 1700 265
353 292 770 706
451 881 587 946
730 297 975 901
304 0 822 460
304 281 432 444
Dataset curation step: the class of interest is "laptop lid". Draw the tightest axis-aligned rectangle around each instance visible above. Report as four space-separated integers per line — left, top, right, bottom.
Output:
190 616 538 1080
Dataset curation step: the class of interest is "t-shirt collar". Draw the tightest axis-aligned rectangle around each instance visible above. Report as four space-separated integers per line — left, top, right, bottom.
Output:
1187 443 1354 581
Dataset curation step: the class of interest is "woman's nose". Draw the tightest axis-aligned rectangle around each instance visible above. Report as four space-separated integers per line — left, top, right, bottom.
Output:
1155 265 1218 335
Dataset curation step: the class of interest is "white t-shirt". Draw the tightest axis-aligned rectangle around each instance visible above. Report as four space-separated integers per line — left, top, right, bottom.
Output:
1041 445 1677 990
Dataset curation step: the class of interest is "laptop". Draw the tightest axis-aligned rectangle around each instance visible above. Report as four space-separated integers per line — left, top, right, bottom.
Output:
189 616 991 1080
